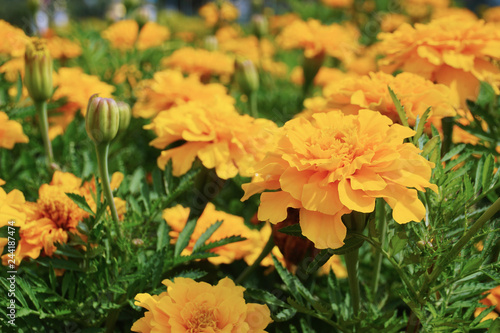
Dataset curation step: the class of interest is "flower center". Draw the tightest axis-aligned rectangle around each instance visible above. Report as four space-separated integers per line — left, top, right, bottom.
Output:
187 306 217 332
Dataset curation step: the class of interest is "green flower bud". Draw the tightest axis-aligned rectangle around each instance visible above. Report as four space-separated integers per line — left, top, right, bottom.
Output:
24 38 53 102
116 101 131 136
251 14 268 39
204 35 219 51
85 94 120 144
235 58 259 96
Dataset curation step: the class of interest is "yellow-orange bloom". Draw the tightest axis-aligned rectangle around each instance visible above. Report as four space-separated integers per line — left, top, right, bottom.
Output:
0 111 29 149
46 36 82 60
290 66 358 87
475 286 500 321
431 7 477 21
0 20 30 57
163 203 261 265
215 25 242 42
102 20 170 51
199 1 240 27
0 57 25 82
269 13 301 35
0 182 26 258
403 0 450 19
162 47 234 80
321 0 353 8
132 277 272 332
50 67 115 138
146 101 278 179
132 69 234 119
379 13 410 33
320 71 457 128
377 18 500 107
483 6 500 23
219 36 275 65
242 110 437 249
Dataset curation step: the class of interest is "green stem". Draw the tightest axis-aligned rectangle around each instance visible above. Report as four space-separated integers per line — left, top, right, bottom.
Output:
35 100 55 169
249 91 258 118
95 143 122 238
372 200 386 296
406 311 420 333
236 234 274 284
422 196 500 295
344 249 360 317
440 116 454 157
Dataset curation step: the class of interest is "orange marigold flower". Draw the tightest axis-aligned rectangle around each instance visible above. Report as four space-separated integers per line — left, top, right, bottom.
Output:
431 7 477 21
132 69 235 119
163 203 261 265
219 36 275 64
483 6 500 23
0 182 26 257
277 19 360 62
146 101 278 179
377 18 500 107
269 13 301 35
321 0 353 8
0 57 25 82
320 71 458 128
50 67 115 139
0 20 30 58
215 24 242 42
132 277 272 332
136 21 170 50
242 110 437 249
379 13 410 33
475 286 500 321
0 111 29 149
162 47 234 80
403 0 450 19
102 19 170 51
199 1 240 27
46 36 82 60
290 66 358 87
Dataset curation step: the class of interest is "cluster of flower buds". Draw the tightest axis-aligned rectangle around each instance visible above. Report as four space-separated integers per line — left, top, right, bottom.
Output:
85 95 131 144
24 38 53 102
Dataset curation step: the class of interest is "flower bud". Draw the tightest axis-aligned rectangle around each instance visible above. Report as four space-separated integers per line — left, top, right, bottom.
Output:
24 38 53 102
234 58 259 96
251 14 268 39
204 35 219 51
116 101 131 136
85 94 120 144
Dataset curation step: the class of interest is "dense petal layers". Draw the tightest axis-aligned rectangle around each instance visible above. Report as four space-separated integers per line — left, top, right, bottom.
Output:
242 110 437 249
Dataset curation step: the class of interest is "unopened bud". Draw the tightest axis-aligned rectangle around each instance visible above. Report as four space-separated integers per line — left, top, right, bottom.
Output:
251 14 268 39
235 58 259 95
85 94 120 144
204 35 218 51
24 38 53 102
116 101 131 136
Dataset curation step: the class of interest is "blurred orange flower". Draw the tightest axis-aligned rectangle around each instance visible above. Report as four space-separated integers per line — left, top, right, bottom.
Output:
46 36 82 60
431 7 477 21
242 110 437 249
378 18 500 108
0 20 29 58
475 286 500 321
483 6 500 23
132 277 272 332
146 101 278 179
269 13 300 35
290 66 358 87
199 1 239 27
136 21 171 50
102 20 170 50
321 0 353 8
0 181 26 258
132 69 234 119
219 36 275 65
0 111 29 149
379 13 409 33
403 0 450 19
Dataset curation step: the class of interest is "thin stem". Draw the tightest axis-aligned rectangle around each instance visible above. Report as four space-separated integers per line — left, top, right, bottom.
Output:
95 143 122 238
249 91 258 118
373 200 387 295
35 100 55 169
236 234 274 284
344 249 360 317
406 311 420 333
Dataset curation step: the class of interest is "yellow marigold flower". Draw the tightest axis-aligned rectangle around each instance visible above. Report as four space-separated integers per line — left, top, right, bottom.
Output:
102 20 170 51
46 36 82 60
163 203 261 265
0 57 25 83
242 110 437 249
215 24 242 42
113 64 142 88
0 182 26 258
321 0 353 8
475 286 500 321
290 66 358 87
377 18 500 107
0 111 29 149
199 1 239 27
162 47 234 80
132 277 272 332
136 21 170 50
269 13 301 35
245 222 286 268
132 69 234 119
219 36 275 65
483 6 500 23
50 67 115 139
379 13 410 33
403 0 450 19
321 71 458 128
146 101 278 179
432 7 477 21
277 19 360 62
0 20 30 58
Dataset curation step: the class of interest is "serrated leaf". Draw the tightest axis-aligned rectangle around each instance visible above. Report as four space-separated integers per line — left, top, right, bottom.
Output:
173 252 218 266
389 232 407 256
413 107 431 144
307 249 334 274
195 236 246 253
475 155 485 195
272 254 302 304
277 224 304 237
152 168 164 195
441 144 466 162
328 237 364 255
65 193 94 216
54 244 85 258
174 218 197 257
245 288 290 308
476 81 496 108
272 308 297 322
192 221 223 253
16 278 40 310
157 220 170 251
37 257 84 271
464 174 474 200
174 269 208 280
482 154 495 192
388 86 409 127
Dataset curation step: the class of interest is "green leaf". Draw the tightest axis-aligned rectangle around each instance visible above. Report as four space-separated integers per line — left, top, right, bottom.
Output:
388 86 409 127
464 174 474 200
421 135 439 158
475 156 485 195
388 231 408 256
174 218 197 257
441 144 466 163
195 236 246 253
16 278 40 310
245 288 290 308
476 81 496 108
65 193 94 216
152 168 165 195
272 254 302 304
36 257 84 271
156 220 170 251
173 252 218 266
174 269 207 280
272 308 297 322
328 237 364 255
307 249 334 274
413 107 432 144
482 154 495 192
277 224 304 237
192 221 223 253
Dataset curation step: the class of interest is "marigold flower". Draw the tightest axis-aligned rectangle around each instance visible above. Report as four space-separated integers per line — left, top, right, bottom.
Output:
431 7 477 21
379 13 410 33
320 71 458 128
219 36 275 65
0 57 25 83
321 0 353 8
403 0 450 19
483 6 500 23
0 20 30 58
136 21 170 50
215 24 242 42
102 19 170 51
277 19 360 62
242 110 437 249
199 1 239 27
162 47 234 80
269 13 300 35
46 36 82 60
475 286 500 321
0 182 26 257
147 101 278 179
290 66 358 87
131 277 272 332
132 69 234 119
377 18 500 107
0 111 29 149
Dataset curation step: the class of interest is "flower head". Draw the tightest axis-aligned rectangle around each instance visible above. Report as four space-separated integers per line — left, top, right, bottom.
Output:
0 20 30 57
46 36 82 60
102 20 170 51
24 37 53 102
0 182 26 258
242 110 437 249
132 69 234 119
0 111 29 149
132 277 272 332
147 101 277 179
199 1 239 27
136 21 171 50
